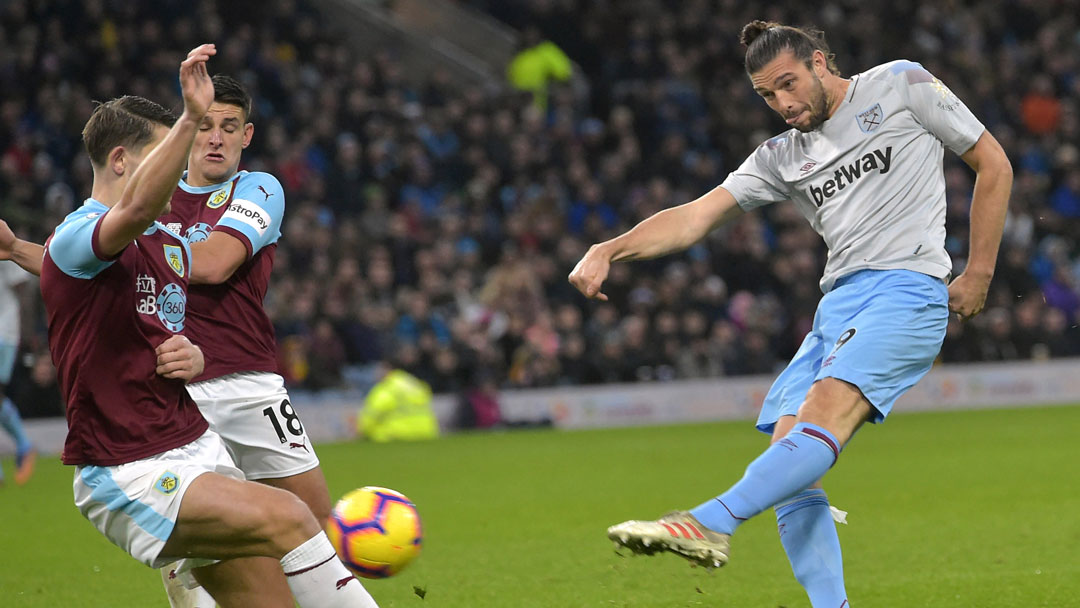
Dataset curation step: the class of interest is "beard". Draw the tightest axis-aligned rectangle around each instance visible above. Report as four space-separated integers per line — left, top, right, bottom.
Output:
792 74 831 133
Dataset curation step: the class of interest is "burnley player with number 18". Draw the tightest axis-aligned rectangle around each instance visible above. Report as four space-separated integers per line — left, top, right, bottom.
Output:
31 44 377 608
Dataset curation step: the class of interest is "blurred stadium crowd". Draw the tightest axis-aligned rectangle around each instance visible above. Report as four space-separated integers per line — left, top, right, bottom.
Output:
1 0 1078 416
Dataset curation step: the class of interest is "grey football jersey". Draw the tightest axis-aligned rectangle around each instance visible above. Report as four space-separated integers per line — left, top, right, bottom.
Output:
721 60 985 292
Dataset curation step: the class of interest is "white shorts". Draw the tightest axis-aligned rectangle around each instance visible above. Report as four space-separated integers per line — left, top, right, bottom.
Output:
186 372 320 480
73 429 243 571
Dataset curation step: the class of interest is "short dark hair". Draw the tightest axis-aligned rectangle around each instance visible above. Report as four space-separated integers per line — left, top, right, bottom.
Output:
740 20 840 77
212 74 253 120
82 96 177 167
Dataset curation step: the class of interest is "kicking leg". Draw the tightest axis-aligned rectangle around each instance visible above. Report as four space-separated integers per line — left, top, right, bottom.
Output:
166 374 332 607
609 378 870 569
178 467 333 608
689 378 869 534
163 472 377 608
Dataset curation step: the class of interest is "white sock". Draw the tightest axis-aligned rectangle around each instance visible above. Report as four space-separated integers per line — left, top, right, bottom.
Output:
280 532 378 608
160 563 217 608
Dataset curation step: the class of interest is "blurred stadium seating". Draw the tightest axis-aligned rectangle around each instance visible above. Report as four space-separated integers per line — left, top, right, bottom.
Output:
1 0 1077 415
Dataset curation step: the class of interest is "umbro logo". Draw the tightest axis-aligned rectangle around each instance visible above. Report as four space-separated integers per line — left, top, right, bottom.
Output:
799 161 816 173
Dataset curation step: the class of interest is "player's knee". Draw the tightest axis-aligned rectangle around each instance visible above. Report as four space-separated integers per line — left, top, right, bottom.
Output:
769 415 799 444
252 488 322 556
276 480 332 529
797 379 873 444
263 469 333 529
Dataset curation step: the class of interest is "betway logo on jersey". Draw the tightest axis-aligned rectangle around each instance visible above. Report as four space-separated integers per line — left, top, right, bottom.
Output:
807 146 893 207
223 199 270 236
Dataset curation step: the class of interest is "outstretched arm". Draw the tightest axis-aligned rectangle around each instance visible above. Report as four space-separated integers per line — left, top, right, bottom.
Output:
0 220 44 276
568 185 744 300
95 44 217 257
950 130 1013 319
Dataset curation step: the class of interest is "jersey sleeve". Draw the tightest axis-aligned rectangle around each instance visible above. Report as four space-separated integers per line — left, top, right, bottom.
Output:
893 61 985 156
719 139 791 210
214 172 284 258
45 211 119 279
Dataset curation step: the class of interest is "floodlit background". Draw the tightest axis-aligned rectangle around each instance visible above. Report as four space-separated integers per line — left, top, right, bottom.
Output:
0 1 1078 606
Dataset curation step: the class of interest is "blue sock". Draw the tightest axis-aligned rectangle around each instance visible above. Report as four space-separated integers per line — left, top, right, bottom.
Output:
0 398 33 457
776 489 849 608
690 422 841 535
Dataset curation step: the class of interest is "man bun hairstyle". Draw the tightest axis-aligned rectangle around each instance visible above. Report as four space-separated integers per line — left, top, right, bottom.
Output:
739 20 777 47
82 95 177 167
212 74 253 120
740 20 840 77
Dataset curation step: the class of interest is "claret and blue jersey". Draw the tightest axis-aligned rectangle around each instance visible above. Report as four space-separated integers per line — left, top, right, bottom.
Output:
164 170 284 258
40 199 208 466
159 170 285 383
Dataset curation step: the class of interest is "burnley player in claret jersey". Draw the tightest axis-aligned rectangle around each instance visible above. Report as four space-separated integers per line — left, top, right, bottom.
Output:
155 75 334 606
159 75 284 386
25 45 378 608
0 74 340 607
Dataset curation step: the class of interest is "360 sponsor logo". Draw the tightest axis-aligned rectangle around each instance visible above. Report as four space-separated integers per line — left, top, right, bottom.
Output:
184 222 213 243
136 280 186 332
157 284 186 332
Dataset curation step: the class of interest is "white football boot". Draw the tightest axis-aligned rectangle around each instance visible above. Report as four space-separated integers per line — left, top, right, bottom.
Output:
607 510 730 569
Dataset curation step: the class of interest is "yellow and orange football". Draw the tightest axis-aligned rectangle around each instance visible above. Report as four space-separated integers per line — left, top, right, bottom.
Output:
327 486 423 578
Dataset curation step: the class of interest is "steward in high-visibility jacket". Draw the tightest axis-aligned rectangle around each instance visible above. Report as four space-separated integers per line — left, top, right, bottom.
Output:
357 369 440 442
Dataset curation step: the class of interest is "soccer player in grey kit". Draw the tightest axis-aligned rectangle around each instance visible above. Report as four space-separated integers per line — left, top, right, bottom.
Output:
570 21 1012 607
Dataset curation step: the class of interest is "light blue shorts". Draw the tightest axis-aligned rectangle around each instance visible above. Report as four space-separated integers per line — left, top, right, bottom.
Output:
0 340 16 385
756 269 949 435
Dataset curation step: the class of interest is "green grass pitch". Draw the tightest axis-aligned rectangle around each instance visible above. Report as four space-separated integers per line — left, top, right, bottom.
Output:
2 404 1077 607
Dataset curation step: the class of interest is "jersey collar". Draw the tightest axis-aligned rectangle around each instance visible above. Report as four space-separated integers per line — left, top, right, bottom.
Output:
82 198 109 212
80 198 159 235
178 171 242 194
